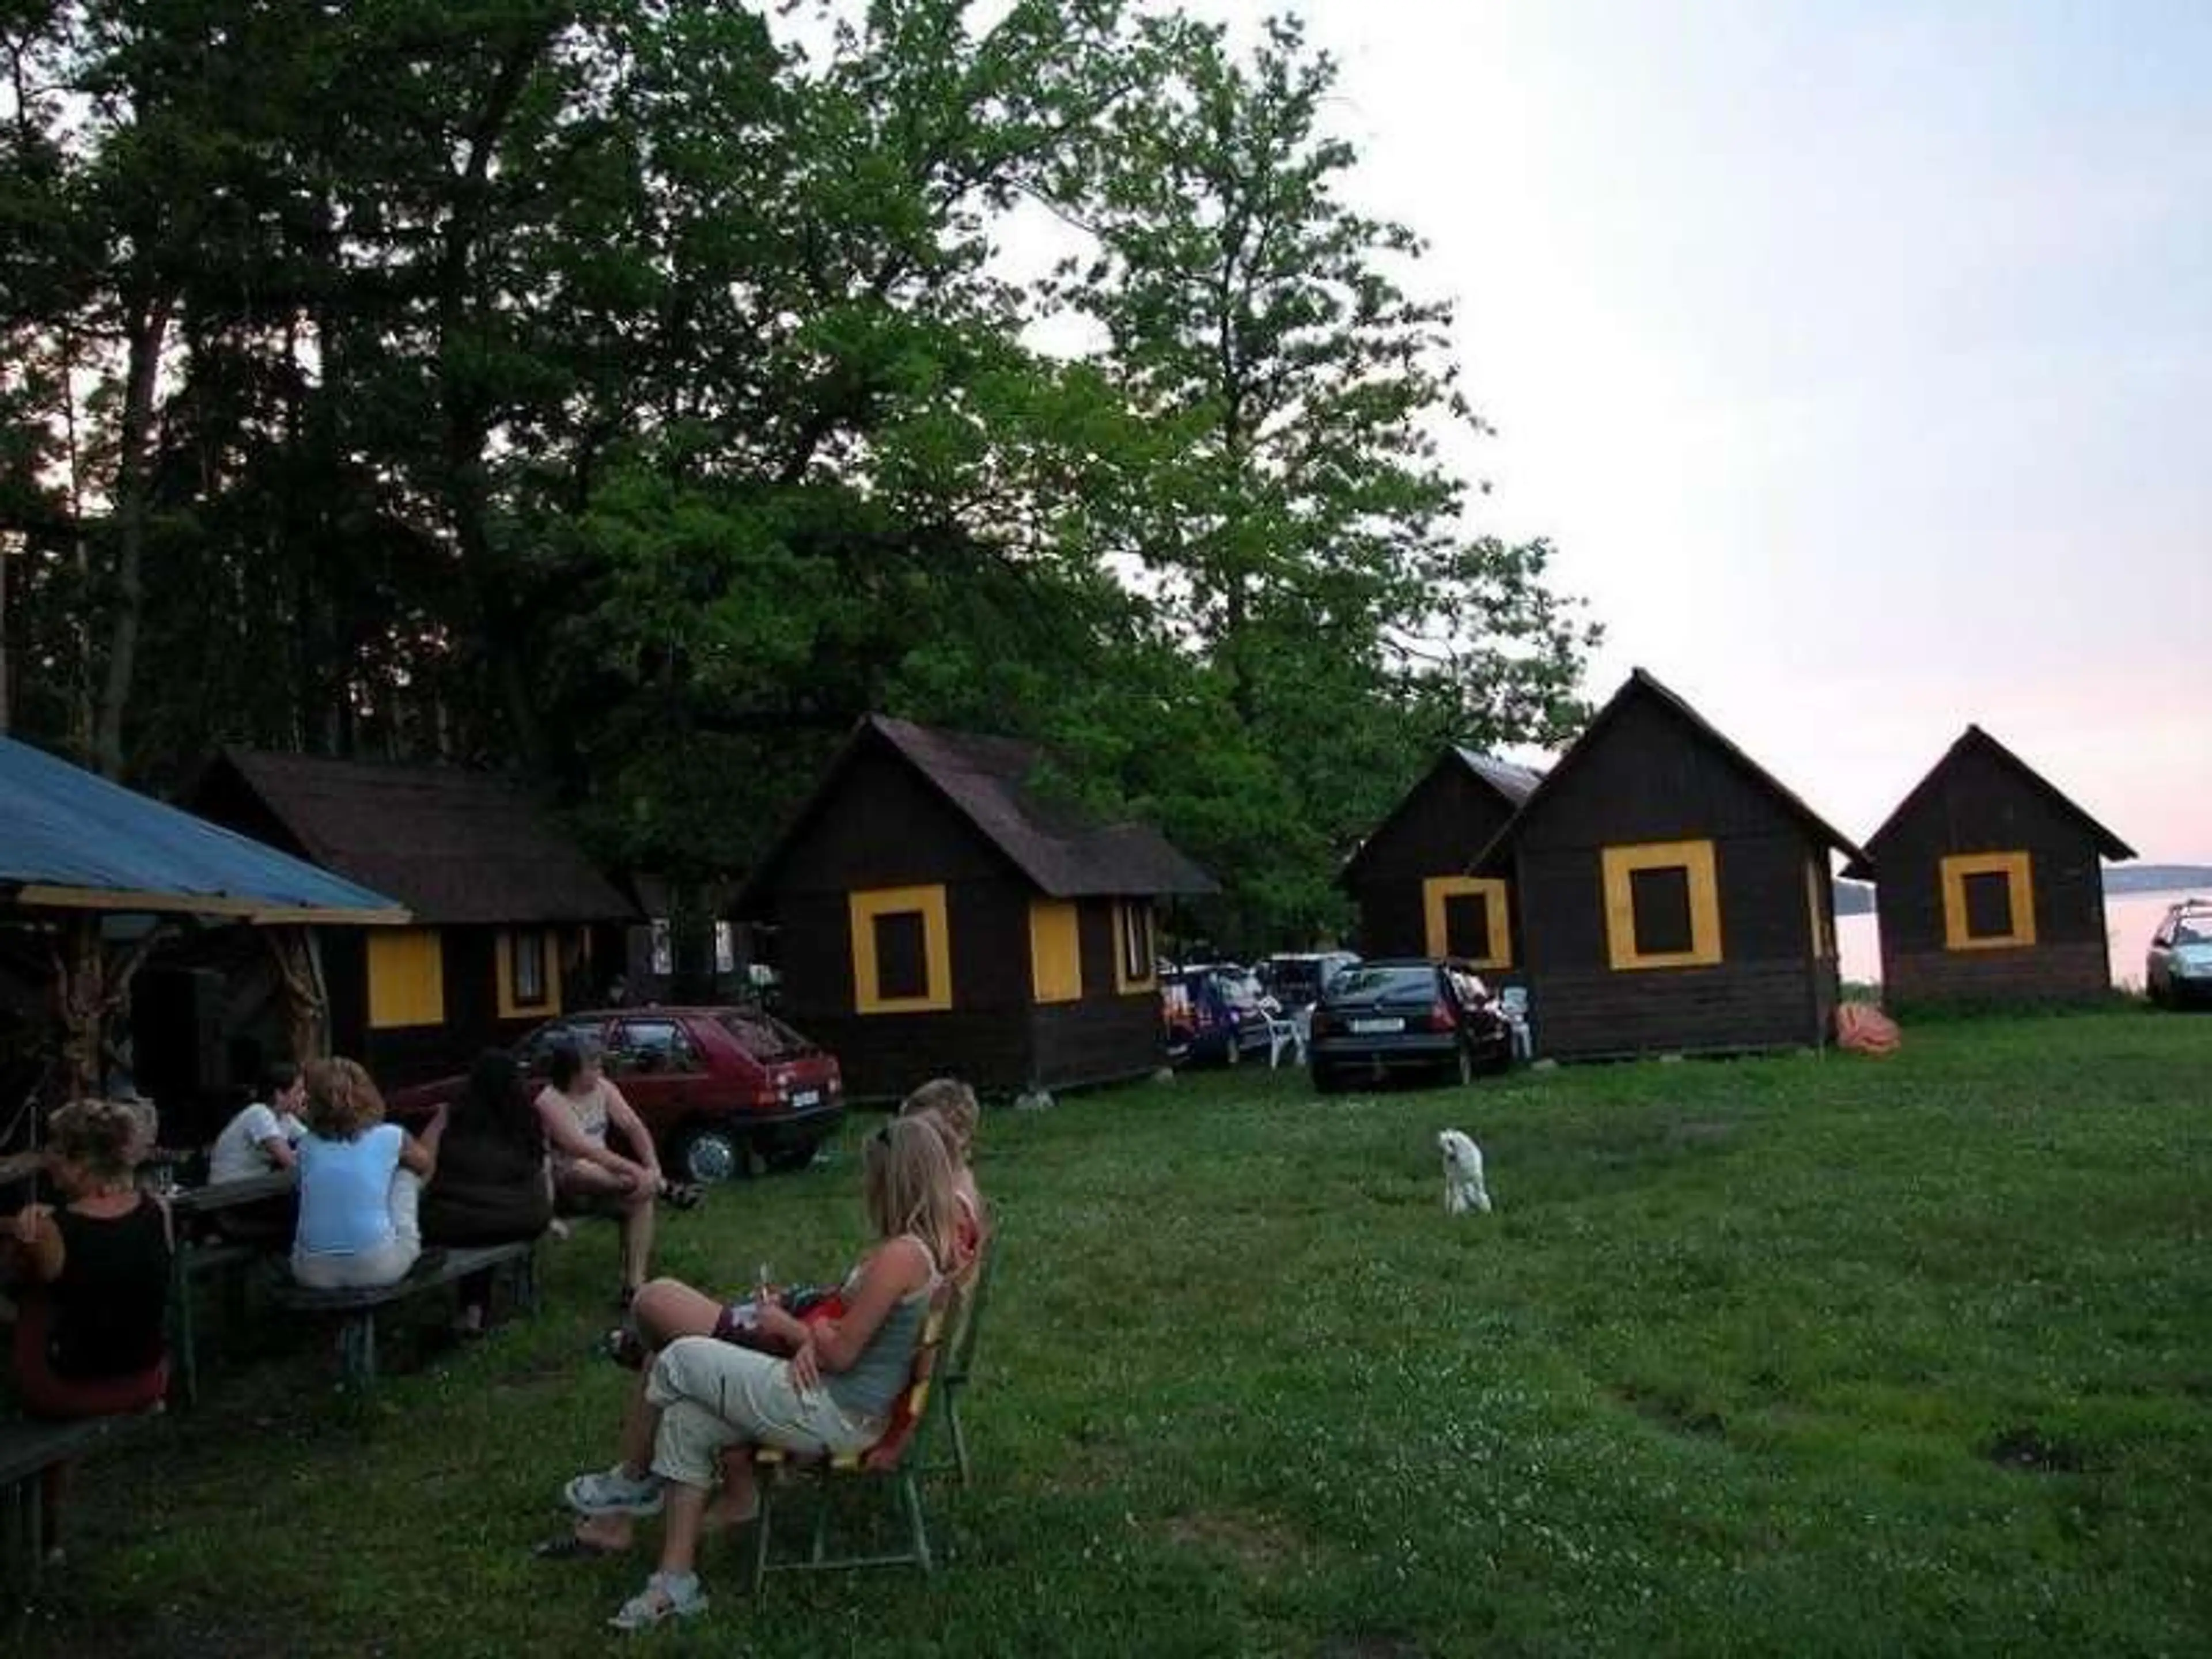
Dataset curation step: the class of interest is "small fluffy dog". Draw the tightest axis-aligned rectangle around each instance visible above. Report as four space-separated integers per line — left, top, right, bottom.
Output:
1438 1128 1493 1215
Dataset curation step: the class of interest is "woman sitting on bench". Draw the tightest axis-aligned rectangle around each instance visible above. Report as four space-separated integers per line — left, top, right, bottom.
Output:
291 1058 446 1291
4 1099 173 1559
420 1050 552 1336
556 1115 961 1631
536 1037 664 1309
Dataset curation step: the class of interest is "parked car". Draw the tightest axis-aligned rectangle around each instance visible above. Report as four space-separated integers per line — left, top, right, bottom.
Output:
1162 964 1275 1067
388 1006 844 1184
2146 899 2212 1008
1258 951 1361 1012
1306 959 1512 1092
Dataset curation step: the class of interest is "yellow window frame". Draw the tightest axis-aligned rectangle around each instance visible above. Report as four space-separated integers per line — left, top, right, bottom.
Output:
1422 876 1513 970
1804 858 1833 959
1940 851 2036 950
1029 899 1084 1004
850 885 953 1014
1113 900 1157 994
497 927 563 1020
367 928 446 1029
1601 840 1724 971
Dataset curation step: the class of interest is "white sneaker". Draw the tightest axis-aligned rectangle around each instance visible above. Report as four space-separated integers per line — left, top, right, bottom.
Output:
564 1465 664 1517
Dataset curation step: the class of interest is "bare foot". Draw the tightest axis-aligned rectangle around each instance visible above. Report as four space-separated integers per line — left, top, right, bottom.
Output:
573 1513 636 1552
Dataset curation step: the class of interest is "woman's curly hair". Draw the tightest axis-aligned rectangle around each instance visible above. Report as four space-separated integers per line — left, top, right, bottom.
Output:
46 1099 146 1183
301 1056 387 1142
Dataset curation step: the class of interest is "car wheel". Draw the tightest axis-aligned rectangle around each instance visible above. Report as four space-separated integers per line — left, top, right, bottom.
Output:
674 1124 744 1185
763 1139 822 1175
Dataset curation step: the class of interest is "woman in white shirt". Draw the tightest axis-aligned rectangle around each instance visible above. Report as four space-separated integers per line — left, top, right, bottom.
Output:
208 1064 308 1184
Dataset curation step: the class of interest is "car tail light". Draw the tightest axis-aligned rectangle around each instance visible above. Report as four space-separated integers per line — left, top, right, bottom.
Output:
1428 1000 1456 1033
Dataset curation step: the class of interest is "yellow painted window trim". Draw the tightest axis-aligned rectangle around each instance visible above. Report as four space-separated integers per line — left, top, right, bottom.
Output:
367 927 447 1030
497 927 563 1020
850 885 954 1014
1113 900 1157 994
1029 898 1084 1005
1601 840 1724 971
1940 850 2036 951
1421 876 1513 970
1804 858 1833 960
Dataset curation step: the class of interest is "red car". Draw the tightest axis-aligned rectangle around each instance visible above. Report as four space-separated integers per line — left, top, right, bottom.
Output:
388 1006 844 1184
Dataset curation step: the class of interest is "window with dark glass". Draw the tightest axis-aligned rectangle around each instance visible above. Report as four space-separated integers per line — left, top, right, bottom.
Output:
511 930 548 1006
1960 871 2014 941
1442 892 1494 962
1629 866 1696 957
873 911 931 1002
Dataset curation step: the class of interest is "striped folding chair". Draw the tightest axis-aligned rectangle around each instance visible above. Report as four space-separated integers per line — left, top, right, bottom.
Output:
746 1280 957 1595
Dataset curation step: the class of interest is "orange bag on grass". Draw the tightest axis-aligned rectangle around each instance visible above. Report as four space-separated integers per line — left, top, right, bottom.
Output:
1836 1002 1901 1056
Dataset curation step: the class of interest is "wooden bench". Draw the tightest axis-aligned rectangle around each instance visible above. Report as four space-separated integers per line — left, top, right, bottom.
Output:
268 1240 540 1389
0 1411 156 1590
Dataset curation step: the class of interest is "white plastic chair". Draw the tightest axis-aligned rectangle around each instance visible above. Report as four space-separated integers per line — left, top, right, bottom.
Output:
1497 986 1533 1062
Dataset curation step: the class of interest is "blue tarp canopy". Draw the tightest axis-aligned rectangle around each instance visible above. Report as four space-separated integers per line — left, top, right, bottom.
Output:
0 736 407 923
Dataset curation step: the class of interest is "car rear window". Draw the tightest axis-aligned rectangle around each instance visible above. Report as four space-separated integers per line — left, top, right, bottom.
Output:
1327 966 1435 1000
715 1009 810 1059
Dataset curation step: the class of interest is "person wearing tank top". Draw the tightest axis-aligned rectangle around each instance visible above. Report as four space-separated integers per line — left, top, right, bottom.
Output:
553 1116 963 1633
3 1100 175 1562
533 1036 663 1305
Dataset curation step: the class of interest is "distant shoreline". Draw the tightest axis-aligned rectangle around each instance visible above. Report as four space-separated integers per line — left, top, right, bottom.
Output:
1834 863 2210 916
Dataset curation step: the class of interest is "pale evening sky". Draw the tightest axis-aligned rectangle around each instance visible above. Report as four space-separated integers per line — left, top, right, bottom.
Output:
1179 0 2211 861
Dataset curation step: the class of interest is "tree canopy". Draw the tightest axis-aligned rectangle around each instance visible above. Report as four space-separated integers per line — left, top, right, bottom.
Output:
0 0 1598 952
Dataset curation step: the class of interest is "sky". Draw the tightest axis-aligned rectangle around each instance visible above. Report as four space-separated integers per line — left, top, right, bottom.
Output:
1180 0 2211 861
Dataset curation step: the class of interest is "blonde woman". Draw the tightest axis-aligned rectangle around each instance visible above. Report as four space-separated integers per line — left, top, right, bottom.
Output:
899 1077 986 1277
291 1058 445 1290
555 1116 960 1631
4 1100 172 1562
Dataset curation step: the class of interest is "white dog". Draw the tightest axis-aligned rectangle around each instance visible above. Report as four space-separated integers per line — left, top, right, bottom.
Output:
1438 1128 1493 1215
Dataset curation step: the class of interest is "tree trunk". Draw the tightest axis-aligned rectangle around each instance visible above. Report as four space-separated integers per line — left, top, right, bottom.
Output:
94 293 175 778
267 926 329 1062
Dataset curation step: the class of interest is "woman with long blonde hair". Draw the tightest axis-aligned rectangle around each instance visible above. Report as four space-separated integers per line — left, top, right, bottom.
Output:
557 1115 960 1631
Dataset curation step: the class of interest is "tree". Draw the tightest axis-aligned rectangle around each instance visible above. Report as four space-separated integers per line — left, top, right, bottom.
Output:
1052 13 1597 942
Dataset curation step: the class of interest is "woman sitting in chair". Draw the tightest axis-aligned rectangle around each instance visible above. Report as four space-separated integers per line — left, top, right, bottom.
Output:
554 1115 960 1631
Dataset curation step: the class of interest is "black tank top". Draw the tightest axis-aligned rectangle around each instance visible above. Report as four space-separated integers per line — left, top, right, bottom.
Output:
49 1197 172 1380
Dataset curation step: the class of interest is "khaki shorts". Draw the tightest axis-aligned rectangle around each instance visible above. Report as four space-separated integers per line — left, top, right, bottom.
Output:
645 1336 881 1488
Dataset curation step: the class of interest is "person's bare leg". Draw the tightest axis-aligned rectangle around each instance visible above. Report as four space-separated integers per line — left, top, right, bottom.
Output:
620 1187 656 1294
569 1369 663 1551
656 1481 710 1579
632 1278 722 1349
702 1445 759 1531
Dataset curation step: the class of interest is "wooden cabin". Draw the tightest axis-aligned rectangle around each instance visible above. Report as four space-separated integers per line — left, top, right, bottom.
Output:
1338 747 1541 976
188 751 636 1085
732 715 1215 1100
1843 726 2134 1007
1475 670 1865 1060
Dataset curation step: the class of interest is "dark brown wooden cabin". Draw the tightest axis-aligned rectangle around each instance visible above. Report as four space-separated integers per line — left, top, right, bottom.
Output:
188 750 637 1085
1843 726 2134 1007
732 716 1215 1101
1338 748 1541 978
1474 669 1866 1060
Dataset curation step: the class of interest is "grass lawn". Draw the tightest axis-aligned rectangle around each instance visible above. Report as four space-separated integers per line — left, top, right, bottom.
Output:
9 1009 2212 1656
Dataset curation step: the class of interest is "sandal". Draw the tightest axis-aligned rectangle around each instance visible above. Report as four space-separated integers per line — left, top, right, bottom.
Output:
609 1571 707 1631
661 1181 704 1211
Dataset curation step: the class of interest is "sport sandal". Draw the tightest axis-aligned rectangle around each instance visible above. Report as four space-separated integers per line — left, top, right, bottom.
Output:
610 1571 707 1631
564 1465 664 1517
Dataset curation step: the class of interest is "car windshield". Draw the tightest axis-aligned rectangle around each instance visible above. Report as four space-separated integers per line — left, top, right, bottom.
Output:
2175 915 2212 945
1327 966 1434 1000
715 1009 810 1059
516 1020 604 1074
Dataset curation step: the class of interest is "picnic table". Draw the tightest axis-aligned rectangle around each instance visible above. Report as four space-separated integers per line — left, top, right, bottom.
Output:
164 1169 298 1407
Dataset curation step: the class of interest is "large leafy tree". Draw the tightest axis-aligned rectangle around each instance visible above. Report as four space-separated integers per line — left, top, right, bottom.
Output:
1054 13 1597 942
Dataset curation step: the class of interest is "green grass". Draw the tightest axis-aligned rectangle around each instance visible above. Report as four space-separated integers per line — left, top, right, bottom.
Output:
12 1010 2212 1657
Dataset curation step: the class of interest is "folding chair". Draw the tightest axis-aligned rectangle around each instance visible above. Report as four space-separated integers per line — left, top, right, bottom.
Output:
747 1282 956 1595
931 1234 997 1487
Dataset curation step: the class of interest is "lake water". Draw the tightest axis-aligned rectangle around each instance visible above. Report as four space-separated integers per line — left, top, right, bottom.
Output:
1836 888 2200 990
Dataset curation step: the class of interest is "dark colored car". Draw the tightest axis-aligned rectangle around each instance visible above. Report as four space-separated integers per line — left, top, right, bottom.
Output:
1162 965 1275 1067
1258 951 1362 1012
1306 959 1512 1093
388 1006 844 1184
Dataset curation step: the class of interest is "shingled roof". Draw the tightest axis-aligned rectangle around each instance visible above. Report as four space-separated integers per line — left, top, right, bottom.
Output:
1842 725 2135 880
195 749 636 927
1337 745 1545 886
740 715 1217 906
1473 668 1871 869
